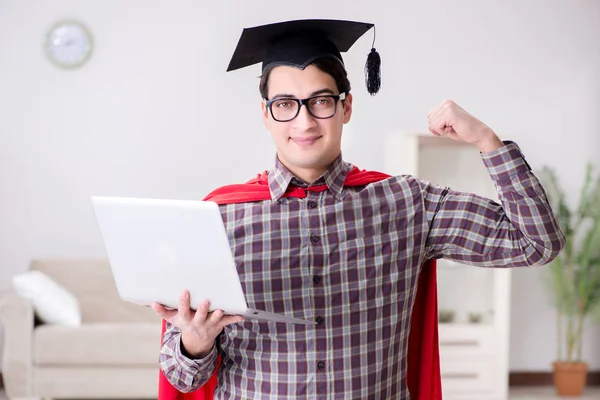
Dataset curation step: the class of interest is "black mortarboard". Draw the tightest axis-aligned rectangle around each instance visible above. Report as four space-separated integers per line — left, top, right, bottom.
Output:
227 19 381 95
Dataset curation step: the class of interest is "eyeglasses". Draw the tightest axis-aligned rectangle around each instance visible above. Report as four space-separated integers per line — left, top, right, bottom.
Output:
265 93 346 122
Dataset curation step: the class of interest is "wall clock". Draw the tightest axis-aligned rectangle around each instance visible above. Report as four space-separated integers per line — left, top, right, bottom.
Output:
45 20 93 69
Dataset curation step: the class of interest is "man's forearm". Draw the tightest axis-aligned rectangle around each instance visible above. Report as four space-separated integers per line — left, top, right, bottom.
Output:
423 142 566 267
476 131 505 153
160 322 219 392
480 142 566 265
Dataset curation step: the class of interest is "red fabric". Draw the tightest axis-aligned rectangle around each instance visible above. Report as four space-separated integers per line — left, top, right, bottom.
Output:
157 166 442 400
407 258 442 400
201 166 392 204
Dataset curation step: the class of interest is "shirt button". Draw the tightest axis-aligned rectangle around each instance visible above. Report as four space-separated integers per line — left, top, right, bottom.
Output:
310 234 320 243
308 201 317 208
316 316 324 325
313 275 321 284
317 361 325 370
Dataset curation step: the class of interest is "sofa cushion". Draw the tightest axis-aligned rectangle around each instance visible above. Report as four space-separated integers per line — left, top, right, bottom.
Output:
34 323 161 367
12 270 82 327
31 259 160 324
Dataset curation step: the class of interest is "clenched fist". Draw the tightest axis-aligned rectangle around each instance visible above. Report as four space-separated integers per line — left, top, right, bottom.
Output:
427 100 504 153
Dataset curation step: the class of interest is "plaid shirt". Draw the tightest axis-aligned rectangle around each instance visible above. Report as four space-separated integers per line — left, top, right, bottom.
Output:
160 141 565 399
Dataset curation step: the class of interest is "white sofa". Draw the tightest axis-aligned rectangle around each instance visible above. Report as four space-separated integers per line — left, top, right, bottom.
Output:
0 259 163 400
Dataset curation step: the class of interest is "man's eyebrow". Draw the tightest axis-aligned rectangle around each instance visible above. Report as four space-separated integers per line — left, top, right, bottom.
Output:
270 88 336 100
270 93 296 100
309 88 336 96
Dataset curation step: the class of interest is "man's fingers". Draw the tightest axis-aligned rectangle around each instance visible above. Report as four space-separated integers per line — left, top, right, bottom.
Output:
178 290 192 320
207 309 225 324
429 117 447 136
204 309 243 329
218 314 244 329
427 103 442 118
151 302 164 313
428 126 441 136
193 300 211 324
151 302 178 320
427 105 448 135
428 105 445 124
443 126 455 135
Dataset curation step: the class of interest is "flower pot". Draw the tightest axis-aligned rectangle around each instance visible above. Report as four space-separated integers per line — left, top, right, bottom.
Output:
438 309 454 323
552 361 588 396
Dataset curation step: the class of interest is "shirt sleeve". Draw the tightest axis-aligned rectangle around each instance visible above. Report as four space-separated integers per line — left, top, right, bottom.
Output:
421 141 566 267
159 321 219 393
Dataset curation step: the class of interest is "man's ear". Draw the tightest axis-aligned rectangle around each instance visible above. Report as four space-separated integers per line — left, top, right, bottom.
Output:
261 101 271 130
342 93 353 124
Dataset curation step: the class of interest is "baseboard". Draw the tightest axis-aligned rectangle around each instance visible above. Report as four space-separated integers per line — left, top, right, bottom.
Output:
510 371 600 386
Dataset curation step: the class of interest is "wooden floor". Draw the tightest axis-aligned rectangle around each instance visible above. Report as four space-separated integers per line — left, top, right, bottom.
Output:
510 386 600 399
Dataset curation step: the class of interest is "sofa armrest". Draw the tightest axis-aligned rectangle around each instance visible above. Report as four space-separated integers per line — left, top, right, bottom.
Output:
0 293 35 398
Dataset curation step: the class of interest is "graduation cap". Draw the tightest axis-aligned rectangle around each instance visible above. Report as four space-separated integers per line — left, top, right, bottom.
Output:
227 19 381 95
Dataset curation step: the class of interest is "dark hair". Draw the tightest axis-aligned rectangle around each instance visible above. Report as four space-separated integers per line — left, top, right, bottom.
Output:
259 57 351 100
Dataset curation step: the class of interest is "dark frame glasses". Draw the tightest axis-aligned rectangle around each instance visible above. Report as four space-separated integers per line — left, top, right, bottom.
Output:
264 92 346 122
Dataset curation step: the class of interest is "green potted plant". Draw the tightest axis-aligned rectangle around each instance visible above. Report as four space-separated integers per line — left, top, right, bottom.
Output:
438 309 455 323
539 162 600 396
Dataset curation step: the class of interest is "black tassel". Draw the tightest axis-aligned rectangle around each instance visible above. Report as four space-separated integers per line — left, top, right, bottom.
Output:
365 47 381 95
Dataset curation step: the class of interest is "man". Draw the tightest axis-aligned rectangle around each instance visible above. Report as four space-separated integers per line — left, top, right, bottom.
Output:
152 19 565 399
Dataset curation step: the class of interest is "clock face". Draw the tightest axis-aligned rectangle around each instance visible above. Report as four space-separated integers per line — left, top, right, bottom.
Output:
45 20 93 69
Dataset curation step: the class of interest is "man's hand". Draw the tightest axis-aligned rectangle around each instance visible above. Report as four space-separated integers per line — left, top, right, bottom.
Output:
427 100 504 153
151 289 243 358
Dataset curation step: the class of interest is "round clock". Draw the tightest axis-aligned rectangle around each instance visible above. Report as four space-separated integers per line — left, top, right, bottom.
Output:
45 20 93 69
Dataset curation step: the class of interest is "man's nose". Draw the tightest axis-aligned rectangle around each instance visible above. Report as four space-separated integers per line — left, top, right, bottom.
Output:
293 104 318 129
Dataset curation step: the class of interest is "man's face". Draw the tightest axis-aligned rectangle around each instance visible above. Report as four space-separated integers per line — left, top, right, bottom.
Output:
261 64 353 179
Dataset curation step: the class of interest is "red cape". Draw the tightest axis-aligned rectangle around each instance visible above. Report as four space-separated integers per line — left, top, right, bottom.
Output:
157 166 442 399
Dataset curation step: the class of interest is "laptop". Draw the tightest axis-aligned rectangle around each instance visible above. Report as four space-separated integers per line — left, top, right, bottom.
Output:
90 196 315 325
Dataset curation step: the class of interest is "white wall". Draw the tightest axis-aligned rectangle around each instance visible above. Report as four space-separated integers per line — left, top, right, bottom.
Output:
1 0 599 372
